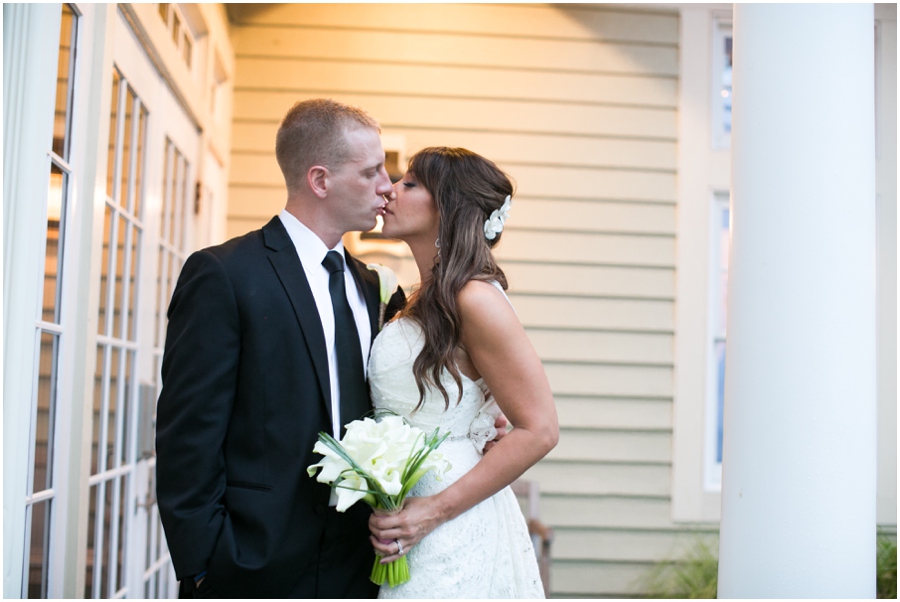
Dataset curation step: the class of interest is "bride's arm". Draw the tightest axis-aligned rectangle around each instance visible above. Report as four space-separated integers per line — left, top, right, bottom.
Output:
369 280 559 561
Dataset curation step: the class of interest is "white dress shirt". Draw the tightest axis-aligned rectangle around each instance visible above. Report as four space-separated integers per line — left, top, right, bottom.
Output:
278 210 372 437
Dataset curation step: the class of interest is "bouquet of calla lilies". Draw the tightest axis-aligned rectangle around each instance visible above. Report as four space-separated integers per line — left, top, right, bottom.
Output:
307 413 451 587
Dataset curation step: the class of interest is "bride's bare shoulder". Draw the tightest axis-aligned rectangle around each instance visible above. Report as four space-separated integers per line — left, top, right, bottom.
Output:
457 280 515 325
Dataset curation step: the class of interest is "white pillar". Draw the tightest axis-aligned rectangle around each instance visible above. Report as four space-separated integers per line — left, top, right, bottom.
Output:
718 4 876 598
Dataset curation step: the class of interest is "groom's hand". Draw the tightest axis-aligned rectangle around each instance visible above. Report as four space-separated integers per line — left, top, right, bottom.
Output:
483 413 509 454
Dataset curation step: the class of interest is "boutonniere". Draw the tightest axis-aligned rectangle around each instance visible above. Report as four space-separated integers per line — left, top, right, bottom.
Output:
367 263 398 331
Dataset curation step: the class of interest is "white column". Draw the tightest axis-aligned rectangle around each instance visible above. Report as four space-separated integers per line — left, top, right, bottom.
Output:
718 4 876 598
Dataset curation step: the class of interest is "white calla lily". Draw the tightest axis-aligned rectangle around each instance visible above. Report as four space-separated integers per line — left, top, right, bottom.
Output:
307 412 453 588
366 263 399 330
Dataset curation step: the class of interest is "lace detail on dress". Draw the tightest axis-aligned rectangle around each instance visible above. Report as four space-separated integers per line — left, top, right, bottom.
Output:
367 285 544 599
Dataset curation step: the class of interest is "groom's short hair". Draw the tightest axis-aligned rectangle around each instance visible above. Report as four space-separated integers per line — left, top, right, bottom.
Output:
275 98 381 193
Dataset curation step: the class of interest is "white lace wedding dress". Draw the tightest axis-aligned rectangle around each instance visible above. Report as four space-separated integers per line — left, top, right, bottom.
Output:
368 287 545 599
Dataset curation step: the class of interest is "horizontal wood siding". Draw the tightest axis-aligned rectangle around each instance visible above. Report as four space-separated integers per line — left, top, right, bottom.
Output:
228 4 681 596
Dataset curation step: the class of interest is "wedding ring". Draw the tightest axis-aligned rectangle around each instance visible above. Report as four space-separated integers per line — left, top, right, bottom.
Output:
396 539 404 555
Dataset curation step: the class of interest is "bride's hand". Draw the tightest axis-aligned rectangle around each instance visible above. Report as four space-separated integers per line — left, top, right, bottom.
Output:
368 496 446 563
483 412 509 453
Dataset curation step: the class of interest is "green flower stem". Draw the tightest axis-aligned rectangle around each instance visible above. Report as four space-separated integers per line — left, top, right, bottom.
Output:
370 556 410 588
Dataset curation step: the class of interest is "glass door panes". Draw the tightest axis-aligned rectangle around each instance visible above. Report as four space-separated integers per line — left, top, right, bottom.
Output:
143 137 192 598
86 66 147 599
24 5 78 597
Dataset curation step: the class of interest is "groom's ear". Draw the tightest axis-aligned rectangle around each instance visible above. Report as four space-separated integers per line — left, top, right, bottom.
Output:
307 165 329 199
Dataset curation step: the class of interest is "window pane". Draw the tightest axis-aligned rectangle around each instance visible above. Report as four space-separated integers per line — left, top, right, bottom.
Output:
174 151 186 249
44 166 65 324
160 140 173 242
91 345 105 475
722 35 733 136
120 350 135 466
106 71 120 199
115 475 128 594
715 341 726 463
169 149 182 247
98 206 112 335
84 484 99 597
99 482 112 598
172 13 181 44
119 87 134 209
114 215 127 338
53 4 76 159
133 106 147 219
183 33 192 68
719 205 731 335
107 348 120 471
166 254 178 314
157 2 168 24
128 225 140 341
154 249 166 348
25 500 52 598
34 332 59 494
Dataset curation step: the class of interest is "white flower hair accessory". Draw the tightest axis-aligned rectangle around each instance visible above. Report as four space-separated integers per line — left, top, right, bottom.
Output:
484 195 512 241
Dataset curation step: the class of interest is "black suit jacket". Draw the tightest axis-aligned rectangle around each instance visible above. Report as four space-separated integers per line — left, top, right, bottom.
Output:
156 216 405 598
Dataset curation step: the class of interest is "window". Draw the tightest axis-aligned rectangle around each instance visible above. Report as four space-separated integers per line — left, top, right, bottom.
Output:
705 192 730 490
157 3 193 69
713 18 733 149
23 5 78 597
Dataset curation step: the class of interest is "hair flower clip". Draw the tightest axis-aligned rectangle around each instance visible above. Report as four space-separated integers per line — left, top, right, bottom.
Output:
484 195 512 241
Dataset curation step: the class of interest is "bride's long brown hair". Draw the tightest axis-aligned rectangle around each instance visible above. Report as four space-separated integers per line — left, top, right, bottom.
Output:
399 147 515 411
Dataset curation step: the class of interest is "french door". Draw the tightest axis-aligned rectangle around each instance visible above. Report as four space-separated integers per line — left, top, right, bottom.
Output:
83 10 201 598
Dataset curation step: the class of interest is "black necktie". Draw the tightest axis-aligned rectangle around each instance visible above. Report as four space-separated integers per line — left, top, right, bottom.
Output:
322 250 368 435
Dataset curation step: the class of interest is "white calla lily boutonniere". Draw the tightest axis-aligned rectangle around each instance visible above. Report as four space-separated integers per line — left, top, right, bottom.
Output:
367 263 399 331
484 195 512 241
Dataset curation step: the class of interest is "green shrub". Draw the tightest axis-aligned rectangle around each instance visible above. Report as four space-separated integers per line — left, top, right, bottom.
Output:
877 536 897 599
641 539 718 599
640 534 896 599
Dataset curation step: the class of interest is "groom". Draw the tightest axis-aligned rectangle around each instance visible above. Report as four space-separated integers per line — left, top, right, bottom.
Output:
156 99 405 598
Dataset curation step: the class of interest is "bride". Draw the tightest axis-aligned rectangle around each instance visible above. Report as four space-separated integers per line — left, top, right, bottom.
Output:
366 147 559 598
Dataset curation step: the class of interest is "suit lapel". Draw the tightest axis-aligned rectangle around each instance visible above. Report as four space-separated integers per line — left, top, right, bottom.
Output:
263 217 333 424
345 249 380 344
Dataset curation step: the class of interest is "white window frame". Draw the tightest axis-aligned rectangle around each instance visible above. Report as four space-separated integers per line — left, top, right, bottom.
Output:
672 5 733 524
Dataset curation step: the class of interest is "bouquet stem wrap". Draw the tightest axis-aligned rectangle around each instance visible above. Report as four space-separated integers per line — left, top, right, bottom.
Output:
307 414 451 588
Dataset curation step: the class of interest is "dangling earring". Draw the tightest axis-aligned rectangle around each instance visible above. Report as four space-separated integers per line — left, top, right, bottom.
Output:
435 238 441 258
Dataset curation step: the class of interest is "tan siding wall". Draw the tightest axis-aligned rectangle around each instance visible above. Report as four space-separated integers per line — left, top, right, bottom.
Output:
228 4 680 596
